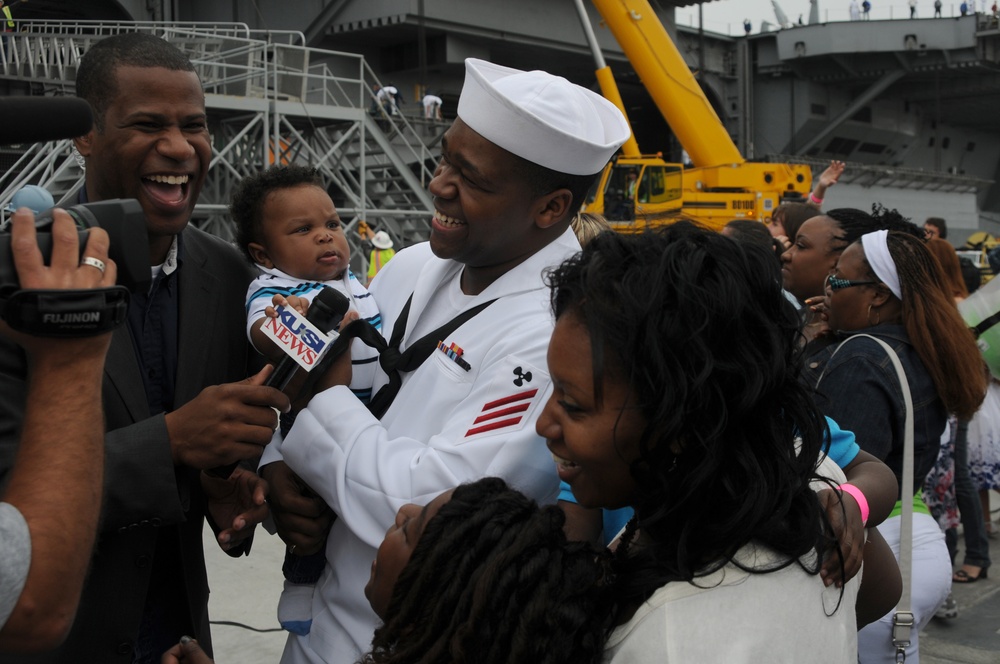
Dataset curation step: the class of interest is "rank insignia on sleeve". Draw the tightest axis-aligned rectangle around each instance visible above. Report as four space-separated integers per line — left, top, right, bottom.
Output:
464 357 548 440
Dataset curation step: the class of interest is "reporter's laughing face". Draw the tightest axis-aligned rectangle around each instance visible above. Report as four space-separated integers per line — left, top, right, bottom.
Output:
75 65 211 260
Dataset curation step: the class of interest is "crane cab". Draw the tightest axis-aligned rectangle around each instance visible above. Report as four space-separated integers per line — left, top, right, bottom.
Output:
585 156 684 233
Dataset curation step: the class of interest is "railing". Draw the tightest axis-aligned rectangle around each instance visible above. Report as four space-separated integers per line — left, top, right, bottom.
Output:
770 154 992 193
0 20 437 186
0 140 78 208
15 19 254 38
678 4 998 37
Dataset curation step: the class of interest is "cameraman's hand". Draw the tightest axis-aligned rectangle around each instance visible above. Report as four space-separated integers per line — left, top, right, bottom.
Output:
1 208 116 363
164 365 290 470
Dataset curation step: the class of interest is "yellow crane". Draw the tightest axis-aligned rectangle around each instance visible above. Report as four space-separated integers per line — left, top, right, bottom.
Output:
577 0 811 231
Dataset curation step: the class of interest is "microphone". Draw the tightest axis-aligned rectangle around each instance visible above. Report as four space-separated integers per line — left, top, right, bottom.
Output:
264 287 350 390
205 288 350 479
0 97 94 145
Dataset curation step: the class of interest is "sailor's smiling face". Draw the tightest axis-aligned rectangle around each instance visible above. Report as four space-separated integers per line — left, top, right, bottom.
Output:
427 118 545 274
76 65 210 254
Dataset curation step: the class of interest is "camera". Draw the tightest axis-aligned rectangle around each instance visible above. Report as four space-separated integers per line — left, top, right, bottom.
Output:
2 199 150 293
0 199 149 337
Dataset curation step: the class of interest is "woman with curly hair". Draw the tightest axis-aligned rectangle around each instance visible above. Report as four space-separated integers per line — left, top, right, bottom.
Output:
805 230 986 662
360 477 609 664
538 223 860 661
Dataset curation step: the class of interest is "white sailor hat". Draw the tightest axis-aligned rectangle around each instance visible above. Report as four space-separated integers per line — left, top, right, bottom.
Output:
457 58 630 177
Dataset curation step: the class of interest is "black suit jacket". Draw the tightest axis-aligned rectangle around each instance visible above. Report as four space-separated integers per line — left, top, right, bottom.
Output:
0 226 258 663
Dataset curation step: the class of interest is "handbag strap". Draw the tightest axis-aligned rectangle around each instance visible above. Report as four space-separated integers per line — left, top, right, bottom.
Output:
818 334 914 662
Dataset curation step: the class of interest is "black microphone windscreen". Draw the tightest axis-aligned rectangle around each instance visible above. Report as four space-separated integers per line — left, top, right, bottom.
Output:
0 97 94 145
309 287 351 331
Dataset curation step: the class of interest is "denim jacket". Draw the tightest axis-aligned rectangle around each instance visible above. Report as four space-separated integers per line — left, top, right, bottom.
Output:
803 324 946 498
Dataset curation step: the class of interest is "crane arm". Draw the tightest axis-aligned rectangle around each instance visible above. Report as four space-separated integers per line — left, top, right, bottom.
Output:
572 0 641 156
589 0 744 167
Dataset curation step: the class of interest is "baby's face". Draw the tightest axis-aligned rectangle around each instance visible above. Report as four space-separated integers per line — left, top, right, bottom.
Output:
249 184 350 282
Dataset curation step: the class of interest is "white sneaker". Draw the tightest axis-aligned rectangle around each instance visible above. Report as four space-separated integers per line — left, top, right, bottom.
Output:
935 594 959 620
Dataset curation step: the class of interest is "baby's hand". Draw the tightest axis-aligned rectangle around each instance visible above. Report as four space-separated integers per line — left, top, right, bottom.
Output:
265 294 310 319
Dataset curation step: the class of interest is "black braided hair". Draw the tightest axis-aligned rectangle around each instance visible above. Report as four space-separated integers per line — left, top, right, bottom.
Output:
825 203 923 252
546 223 835 621
360 478 612 664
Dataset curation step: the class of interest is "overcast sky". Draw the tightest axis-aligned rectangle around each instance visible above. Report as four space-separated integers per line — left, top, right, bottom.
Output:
676 0 977 36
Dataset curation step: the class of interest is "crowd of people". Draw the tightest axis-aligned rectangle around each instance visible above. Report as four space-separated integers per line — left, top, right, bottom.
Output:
742 0 1000 31
1 30 998 664
844 0 999 22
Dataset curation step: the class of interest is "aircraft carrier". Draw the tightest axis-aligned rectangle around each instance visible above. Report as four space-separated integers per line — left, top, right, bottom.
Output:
1 0 999 248
0 3 998 661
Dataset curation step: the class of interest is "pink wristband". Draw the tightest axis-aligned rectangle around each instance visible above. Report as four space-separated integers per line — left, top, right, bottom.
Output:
839 483 869 526
809 192 824 205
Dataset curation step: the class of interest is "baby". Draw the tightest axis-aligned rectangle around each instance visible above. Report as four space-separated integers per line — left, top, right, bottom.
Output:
231 164 382 635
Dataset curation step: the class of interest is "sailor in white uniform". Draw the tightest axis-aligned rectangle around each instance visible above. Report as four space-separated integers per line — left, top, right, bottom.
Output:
261 57 631 664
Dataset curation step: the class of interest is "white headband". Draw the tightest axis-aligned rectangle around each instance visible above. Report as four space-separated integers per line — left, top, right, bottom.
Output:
860 230 902 300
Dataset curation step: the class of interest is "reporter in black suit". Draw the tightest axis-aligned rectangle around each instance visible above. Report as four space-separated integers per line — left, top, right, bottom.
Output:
0 34 289 663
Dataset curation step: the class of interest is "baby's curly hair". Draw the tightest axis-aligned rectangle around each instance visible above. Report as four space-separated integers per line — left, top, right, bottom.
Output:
360 478 611 664
230 165 324 262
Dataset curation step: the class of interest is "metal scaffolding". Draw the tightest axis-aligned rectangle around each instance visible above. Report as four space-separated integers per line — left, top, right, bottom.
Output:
0 20 438 274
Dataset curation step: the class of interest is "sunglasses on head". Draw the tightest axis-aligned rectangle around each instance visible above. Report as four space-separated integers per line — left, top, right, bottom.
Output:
825 274 879 292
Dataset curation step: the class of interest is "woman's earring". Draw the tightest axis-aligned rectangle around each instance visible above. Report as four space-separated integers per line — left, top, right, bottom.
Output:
867 304 881 326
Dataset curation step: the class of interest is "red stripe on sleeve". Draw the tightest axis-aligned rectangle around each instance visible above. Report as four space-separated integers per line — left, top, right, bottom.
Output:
481 389 538 412
465 417 524 437
472 402 530 425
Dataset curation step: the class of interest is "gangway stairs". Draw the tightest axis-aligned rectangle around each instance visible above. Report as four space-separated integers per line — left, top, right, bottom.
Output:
0 21 437 275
